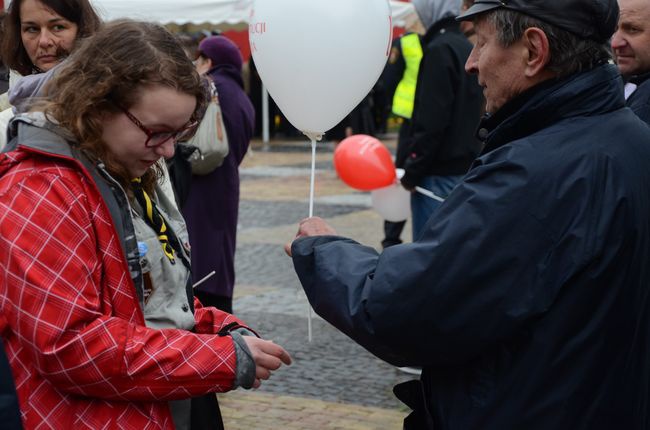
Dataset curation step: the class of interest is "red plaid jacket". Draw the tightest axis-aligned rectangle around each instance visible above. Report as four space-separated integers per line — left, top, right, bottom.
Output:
0 143 248 429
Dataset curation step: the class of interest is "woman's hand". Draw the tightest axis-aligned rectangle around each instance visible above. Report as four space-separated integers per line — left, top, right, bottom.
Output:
242 336 292 389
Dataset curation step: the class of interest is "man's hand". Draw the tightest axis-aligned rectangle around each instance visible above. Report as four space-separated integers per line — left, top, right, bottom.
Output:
242 337 292 389
284 217 337 256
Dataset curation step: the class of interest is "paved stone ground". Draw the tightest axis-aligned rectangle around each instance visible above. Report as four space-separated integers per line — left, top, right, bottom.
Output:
218 135 416 429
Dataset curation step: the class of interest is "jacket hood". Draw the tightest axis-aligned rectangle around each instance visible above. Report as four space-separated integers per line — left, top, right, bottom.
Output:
8 64 60 114
199 36 243 71
207 63 245 90
199 36 245 89
412 0 461 29
4 112 75 155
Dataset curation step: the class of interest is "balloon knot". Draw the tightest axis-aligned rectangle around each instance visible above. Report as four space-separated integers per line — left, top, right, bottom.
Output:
303 131 323 142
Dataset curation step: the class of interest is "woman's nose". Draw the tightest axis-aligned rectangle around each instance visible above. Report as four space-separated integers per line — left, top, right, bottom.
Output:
154 138 176 159
38 30 55 48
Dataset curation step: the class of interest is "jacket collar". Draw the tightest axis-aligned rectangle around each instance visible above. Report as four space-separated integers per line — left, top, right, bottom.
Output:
478 64 625 154
629 70 650 86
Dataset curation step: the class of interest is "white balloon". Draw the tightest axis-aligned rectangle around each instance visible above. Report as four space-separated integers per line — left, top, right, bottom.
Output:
371 183 411 222
249 0 392 137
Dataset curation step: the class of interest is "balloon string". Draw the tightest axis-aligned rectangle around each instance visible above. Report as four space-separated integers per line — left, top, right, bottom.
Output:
307 301 313 343
307 137 317 342
415 186 445 202
309 138 316 217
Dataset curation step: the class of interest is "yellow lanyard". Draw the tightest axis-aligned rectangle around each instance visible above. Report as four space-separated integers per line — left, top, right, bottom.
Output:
131 178 175 264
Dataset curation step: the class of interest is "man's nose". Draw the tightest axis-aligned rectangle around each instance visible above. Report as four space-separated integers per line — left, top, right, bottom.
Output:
611 31 626 50
465 47 479 74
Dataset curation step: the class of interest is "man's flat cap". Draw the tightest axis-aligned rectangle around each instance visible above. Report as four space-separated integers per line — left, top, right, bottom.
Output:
456 0 619 43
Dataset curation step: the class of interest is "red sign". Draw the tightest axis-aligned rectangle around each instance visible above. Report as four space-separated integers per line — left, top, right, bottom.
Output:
222 29 252 63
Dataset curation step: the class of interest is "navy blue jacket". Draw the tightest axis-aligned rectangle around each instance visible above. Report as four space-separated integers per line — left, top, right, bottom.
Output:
627 71 650 125
0 338 21 429
292 64 650 429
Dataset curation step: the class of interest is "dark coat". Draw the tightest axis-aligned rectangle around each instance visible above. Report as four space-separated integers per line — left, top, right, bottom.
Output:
627 71 650 125
0 338 21 429
400 18 484 187
291 64 650 429
182 63 254 299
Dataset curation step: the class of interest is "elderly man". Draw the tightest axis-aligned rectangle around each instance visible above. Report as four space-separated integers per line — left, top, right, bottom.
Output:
286 0 650 428
612 0 650 124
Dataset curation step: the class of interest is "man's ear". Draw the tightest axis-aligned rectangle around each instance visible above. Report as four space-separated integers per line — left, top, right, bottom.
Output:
522 27 551 78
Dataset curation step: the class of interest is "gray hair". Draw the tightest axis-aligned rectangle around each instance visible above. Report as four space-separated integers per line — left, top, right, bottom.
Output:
484 9 612 78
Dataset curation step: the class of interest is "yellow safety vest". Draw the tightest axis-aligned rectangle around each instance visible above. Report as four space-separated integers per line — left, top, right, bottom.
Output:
392 33 423 119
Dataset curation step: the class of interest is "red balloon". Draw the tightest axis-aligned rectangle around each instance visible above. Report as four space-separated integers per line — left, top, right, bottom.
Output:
333 134 396 191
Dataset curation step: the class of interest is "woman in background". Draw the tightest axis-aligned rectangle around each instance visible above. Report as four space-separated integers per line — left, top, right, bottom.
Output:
0 0 100 76
0 0 101 148
183 35 255 314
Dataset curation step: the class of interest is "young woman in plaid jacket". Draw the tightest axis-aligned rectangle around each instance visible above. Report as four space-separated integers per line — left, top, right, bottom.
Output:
0 20 291 429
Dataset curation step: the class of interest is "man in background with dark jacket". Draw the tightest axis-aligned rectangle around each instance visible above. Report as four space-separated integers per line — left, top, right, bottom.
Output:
380 29 423 249
400 0 484 240
286 0 650 428
612 0 650 124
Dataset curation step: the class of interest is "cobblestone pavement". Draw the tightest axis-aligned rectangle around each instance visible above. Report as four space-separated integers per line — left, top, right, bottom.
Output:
219 135 415 429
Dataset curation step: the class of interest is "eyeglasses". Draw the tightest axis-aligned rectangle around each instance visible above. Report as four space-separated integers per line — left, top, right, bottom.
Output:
118 106 198 148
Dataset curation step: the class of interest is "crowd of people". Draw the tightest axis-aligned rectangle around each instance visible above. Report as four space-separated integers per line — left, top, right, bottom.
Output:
1 0 650 429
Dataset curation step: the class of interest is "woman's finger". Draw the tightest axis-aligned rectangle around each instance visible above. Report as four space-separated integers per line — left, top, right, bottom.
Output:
256 366 271 381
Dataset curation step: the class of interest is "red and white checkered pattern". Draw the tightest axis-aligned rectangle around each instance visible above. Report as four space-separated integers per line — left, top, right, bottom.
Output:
0 149 248 429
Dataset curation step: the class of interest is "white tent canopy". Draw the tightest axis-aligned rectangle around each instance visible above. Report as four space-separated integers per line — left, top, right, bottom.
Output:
92 0 254 25
90 0 416 26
